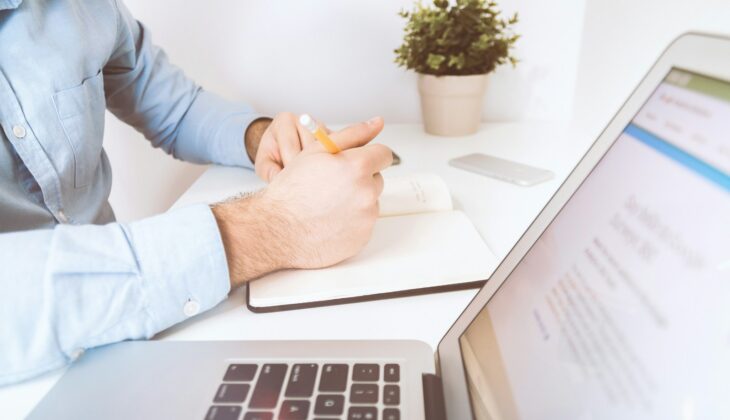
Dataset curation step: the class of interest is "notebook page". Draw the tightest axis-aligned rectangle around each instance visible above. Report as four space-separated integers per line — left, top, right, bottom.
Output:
378 173 453 217
249 210 498 308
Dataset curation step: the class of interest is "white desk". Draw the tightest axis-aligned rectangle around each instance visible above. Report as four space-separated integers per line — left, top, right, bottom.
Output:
0 122 594 419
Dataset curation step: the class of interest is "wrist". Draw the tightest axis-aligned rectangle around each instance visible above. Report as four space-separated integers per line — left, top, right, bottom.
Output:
211 193 295 288
244 117 273 163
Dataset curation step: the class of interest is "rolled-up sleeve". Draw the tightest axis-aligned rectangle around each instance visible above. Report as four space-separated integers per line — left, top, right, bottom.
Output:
102 0 262 168
0 205 231 385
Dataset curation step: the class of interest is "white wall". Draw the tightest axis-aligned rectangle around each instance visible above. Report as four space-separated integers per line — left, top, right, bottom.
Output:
107 0 730 222
573 0 730 134
107 0 586 221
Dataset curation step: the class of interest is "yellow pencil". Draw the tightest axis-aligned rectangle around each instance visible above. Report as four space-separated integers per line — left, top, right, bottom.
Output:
299 114 341 154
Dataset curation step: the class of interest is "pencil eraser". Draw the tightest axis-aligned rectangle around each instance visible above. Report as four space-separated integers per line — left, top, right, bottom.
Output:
299 114 317 132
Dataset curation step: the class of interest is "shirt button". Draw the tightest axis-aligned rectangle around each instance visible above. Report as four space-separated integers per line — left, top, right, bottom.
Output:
70 348 84 360
56 210 69 224
12 125 26 139
183 299 200 317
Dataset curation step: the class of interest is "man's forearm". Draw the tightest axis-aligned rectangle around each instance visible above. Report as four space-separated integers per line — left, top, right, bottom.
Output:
244 117 273 163
211 193 297 287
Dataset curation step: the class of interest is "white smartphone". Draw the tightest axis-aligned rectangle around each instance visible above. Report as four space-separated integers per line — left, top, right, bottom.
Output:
449 153 554 186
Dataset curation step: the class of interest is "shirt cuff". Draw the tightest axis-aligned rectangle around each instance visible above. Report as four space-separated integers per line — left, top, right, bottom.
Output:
182 90 266 169
128 203 231 335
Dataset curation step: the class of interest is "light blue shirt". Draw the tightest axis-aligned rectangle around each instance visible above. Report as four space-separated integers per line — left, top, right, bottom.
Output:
0 0 262 385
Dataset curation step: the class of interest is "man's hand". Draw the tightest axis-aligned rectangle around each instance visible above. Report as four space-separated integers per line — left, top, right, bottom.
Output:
214 118 391 287
246 112 385 182
244 117 273 163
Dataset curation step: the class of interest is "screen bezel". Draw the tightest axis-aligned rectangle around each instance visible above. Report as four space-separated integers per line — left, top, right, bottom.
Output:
435 32 730 420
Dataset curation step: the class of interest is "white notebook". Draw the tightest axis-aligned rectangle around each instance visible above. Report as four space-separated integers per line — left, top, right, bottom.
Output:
247 173 499 312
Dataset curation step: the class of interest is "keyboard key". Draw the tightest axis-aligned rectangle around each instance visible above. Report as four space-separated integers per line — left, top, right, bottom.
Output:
350 384 378 403
243 413 273 420
348 406 377 420
314 394 345 415
352 364 379 382
205 405 242 420
279 400 310 420
249 364 288 409
383 385 400 405
319 364 348 392
384 364 400 383
224 364 258 382
213 383 250 403
285 364 318 397
383 408 400 420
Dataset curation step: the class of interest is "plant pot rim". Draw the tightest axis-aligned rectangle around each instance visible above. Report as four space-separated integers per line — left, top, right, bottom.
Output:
417 73 489 78
417 72 489 96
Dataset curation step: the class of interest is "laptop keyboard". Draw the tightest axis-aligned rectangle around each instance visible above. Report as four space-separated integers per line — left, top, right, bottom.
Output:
205 362 402 420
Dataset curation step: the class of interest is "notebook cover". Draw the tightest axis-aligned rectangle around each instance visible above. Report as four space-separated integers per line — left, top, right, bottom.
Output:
245 279 487 313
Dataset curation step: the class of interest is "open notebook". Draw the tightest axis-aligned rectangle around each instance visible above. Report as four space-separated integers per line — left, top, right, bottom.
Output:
247 173 499 312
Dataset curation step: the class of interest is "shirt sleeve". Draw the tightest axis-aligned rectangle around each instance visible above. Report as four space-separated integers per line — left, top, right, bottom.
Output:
0 204 231 385
102 0 263 168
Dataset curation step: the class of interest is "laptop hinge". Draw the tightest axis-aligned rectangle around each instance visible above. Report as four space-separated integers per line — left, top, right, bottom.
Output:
422 373 447 420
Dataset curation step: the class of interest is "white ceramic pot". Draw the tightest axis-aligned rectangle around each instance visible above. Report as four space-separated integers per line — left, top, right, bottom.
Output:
417 73 488 136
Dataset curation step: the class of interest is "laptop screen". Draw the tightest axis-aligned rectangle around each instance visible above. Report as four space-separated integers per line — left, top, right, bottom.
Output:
459 69 730 420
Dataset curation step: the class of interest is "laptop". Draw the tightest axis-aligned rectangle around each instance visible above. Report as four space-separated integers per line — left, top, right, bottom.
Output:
28 32 730 420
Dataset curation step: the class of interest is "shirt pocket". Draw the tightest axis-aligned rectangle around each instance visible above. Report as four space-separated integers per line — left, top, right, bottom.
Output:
52 70 106 189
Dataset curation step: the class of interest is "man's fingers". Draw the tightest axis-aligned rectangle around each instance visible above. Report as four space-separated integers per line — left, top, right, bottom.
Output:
273 115 303 165
346 143 394 174
373 172 385 197
256 159 283 183
277 132 302 166
329 116 384 151
295 121 317 146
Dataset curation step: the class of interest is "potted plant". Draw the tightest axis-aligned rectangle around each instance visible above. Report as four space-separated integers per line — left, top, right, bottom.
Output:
395 0 519 136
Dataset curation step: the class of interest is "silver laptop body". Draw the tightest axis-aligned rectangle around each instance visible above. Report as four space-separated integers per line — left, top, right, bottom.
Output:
28 32 730 420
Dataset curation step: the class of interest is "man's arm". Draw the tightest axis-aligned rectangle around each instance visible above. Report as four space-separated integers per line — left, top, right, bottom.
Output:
0 205 232 385
103 0 262 167
244 118 273 163
0 117 390 385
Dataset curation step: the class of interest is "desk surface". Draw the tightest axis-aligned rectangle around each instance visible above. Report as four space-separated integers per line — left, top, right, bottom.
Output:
0 122 594 419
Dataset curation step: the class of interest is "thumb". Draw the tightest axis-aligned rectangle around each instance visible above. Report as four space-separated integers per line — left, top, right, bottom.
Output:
329 116 384 151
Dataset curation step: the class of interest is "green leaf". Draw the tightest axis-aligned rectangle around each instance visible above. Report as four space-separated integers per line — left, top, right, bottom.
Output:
426 53 446 71
447 53 466 69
